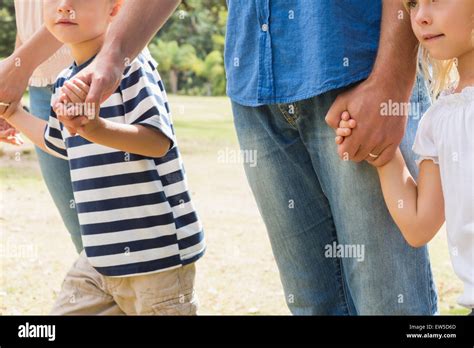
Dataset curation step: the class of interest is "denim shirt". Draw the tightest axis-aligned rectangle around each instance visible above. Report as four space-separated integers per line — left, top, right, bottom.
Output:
224 0 382 107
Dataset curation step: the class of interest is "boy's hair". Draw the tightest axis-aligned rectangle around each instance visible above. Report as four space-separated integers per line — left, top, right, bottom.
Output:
403 0 459 99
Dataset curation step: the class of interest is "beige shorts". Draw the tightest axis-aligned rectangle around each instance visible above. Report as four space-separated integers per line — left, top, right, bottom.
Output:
51 251 198 315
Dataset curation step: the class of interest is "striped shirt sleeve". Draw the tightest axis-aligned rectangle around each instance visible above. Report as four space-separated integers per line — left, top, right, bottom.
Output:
120 57 175 151
44 83 68 160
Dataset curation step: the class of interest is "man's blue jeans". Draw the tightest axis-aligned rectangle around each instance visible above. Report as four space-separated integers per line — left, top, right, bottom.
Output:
231 75 438 315
29 85 83 253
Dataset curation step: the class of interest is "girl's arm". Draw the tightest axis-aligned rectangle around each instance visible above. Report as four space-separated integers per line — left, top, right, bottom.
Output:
376 147 445 247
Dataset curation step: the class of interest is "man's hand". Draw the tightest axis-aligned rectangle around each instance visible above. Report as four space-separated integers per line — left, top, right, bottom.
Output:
326 0 418 167
326 75 411 167
71 51 125 120
55 79 102 136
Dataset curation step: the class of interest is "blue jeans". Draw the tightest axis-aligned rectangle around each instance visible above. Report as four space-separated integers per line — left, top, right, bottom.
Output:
231 75 438 315
29 86 83 253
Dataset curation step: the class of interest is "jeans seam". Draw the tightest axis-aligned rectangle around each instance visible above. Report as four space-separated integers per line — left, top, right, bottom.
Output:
335 255 352 315
425 250 437 314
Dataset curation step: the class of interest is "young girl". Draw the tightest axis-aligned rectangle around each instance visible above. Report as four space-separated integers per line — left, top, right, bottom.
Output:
336 0 473 314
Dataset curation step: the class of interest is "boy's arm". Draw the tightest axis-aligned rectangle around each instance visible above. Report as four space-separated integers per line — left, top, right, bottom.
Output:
57 73 172 158
63 116 171 158
376 148 445 247
1 108 63 158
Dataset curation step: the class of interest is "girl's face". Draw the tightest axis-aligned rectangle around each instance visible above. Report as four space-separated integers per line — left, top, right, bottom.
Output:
407 0 473 60
43 0 119 45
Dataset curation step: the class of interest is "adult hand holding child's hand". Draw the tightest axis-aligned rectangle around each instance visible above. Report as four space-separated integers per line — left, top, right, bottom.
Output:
55 52 125 136
54 78 102 137
0 118 24 146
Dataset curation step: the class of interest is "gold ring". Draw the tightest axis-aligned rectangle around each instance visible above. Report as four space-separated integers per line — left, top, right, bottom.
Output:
368 153 379 158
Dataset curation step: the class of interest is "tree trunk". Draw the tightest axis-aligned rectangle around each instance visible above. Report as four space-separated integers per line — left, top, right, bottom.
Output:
169 69 179 94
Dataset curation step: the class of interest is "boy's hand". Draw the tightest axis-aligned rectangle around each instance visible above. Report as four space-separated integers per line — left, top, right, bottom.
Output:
0 118 24 146
54 79 100 136
335 111 357 145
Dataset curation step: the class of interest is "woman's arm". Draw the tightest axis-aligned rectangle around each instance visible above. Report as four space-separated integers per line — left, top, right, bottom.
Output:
13 25 63 75
0 26 63 118
376 148 445 247
15 34 21 49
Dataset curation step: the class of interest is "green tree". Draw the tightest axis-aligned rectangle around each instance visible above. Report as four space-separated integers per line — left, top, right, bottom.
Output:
0 0 16 57
151 0 228 95
149 39 202 94
199 50 226 96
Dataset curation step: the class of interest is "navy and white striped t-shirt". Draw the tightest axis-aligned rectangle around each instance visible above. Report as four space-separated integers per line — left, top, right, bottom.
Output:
44 50 206 277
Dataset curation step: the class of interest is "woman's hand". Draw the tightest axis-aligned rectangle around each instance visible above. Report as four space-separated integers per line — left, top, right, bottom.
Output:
0 55 33 119
0 118 24 146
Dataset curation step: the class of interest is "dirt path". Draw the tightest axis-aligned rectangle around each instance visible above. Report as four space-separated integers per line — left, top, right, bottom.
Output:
0 96 466 315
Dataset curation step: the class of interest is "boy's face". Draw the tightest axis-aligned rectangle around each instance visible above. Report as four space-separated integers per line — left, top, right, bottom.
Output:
408 0 473 60
43 0 118 45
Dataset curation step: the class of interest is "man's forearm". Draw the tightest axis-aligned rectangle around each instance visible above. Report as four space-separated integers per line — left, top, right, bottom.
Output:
370 0 419 95
13 26 63 75
99 0 181 64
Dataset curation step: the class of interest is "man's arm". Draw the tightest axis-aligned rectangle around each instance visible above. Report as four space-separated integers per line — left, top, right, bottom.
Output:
0 26 63 118
325 0 419 167
76 0 181 113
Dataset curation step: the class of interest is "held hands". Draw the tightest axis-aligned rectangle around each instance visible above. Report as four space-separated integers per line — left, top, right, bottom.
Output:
54 79 102 136
334 111 379 168
54 53 124 136
334 111 356 146
0 118 23 146
325 76 410 167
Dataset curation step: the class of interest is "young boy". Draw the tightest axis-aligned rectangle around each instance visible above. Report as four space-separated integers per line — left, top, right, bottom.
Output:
1 0 205 315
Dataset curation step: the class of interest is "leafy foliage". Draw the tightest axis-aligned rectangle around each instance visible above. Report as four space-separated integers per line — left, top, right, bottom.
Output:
0 0 228 95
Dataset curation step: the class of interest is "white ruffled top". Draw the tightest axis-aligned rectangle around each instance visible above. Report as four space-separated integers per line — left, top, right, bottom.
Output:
412 85 474 309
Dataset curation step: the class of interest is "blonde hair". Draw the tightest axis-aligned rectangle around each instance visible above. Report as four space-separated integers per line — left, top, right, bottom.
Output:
403 0 459 99
419 47 459 99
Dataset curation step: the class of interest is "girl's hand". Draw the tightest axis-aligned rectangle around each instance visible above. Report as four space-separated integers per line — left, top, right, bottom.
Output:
335 111 357 145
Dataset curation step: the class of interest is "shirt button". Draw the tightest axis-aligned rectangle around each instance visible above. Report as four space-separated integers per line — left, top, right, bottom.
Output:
261 23 269 32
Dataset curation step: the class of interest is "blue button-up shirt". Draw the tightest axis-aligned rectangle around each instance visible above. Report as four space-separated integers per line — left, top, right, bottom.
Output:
224 0 382 107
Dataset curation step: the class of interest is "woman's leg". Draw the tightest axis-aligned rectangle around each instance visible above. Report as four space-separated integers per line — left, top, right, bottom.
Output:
29 85 83 253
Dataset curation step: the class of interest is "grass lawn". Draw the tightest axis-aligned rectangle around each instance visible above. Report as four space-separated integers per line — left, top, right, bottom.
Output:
0 95 468 315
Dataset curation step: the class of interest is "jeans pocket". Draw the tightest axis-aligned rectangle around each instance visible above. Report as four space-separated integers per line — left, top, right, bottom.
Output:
277 103 299 128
